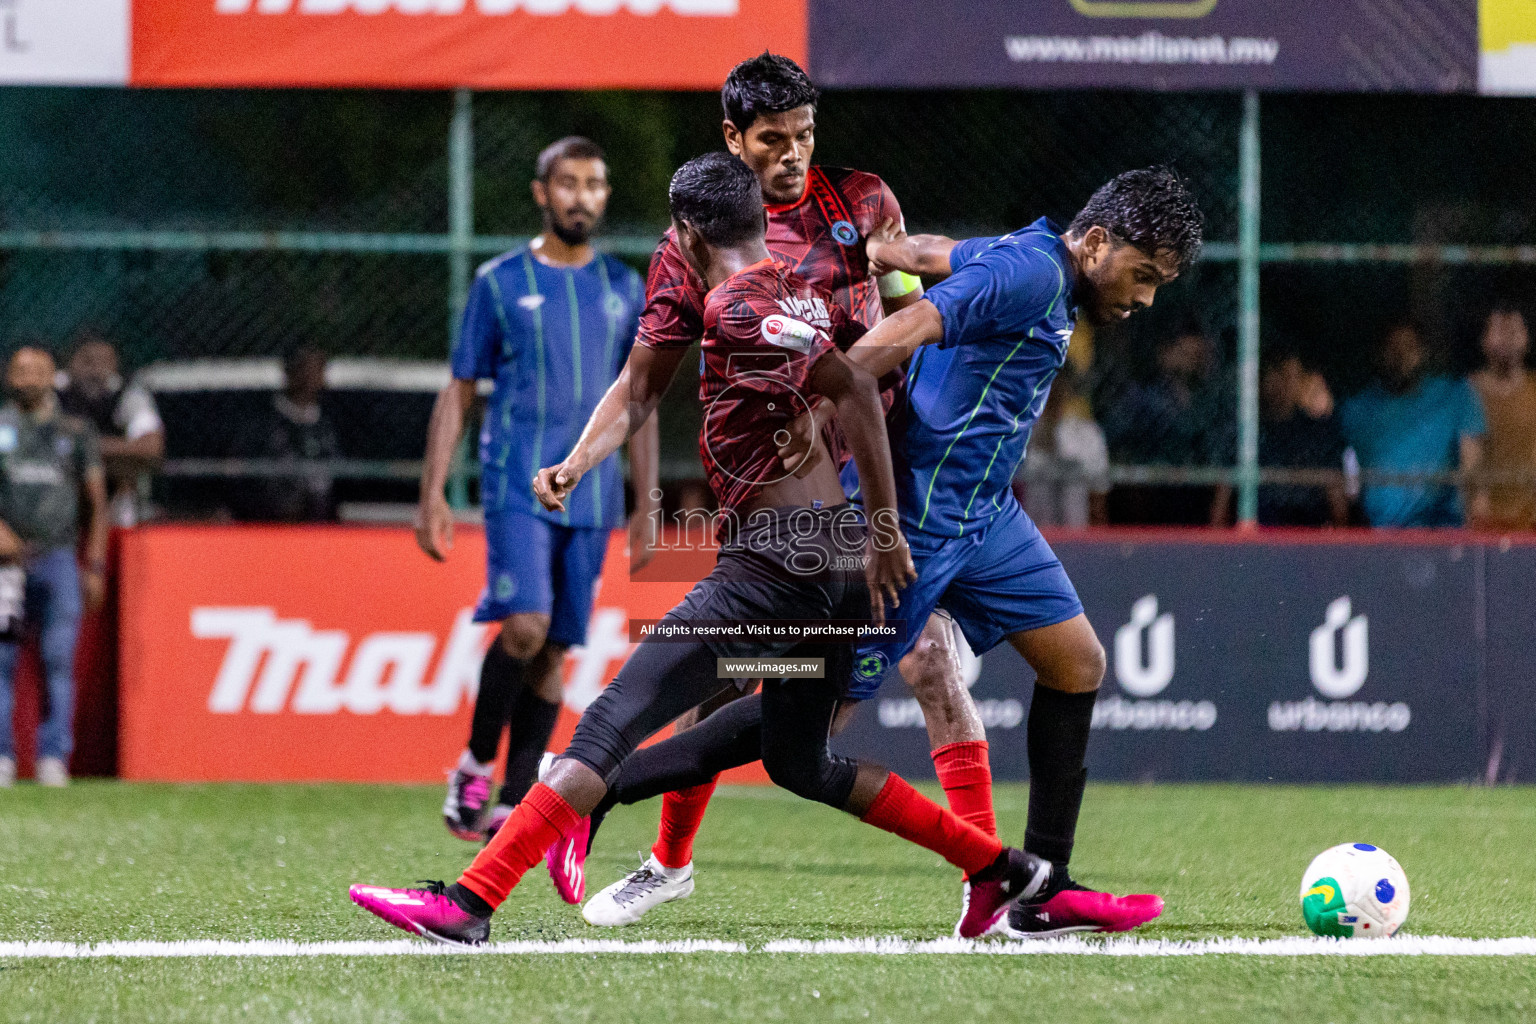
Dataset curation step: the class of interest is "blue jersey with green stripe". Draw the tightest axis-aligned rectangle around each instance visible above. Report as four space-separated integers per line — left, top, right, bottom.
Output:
453 246 643 528
898 218 1076 538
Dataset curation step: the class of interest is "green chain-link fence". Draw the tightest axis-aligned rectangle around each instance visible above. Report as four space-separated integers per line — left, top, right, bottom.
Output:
1 86 1533 522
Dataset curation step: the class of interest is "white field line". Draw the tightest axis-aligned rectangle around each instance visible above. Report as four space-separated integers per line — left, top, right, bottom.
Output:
1 936 1534 959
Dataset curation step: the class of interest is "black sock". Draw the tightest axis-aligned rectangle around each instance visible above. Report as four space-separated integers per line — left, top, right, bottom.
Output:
445 882 494 919
467 645 526 765
1024 684 1098 869
498 689 562 806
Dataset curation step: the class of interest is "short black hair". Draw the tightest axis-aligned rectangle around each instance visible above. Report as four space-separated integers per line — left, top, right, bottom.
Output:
535 136 605 182
1068 166 1204 274
668 153 764 247
721 52 819 132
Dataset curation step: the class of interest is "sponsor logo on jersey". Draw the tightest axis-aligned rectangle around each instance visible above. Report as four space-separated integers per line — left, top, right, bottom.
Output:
517 294 546 311
830 219 859 246
760 314 820 352
775 295 832 328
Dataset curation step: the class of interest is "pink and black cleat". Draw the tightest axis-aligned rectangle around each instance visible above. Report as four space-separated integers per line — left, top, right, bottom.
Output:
349 882 491 947
955 848 1053 939
1002 880 1164 938
443 769 493 842
544 816 591 905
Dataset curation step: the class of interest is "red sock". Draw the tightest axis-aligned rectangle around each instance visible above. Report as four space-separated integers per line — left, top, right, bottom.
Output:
860 773 1003 877
932 740 997 838
652 776 718 869
458 783 579 909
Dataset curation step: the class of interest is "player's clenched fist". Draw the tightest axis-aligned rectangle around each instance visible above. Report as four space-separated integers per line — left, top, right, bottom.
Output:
533 461 583 512
863 217 907 278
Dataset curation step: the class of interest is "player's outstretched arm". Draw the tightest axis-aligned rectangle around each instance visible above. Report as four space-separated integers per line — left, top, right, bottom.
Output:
806 350 916 625
866 218 960 281
845 299 946 382
534 344 689 513
415 378 477 561
777 302 945 475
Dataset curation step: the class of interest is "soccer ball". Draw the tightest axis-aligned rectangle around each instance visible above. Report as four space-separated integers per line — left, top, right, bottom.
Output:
1298 843 1410 938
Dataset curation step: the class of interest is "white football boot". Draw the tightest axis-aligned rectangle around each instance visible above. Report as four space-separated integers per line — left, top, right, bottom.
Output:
582 854 694 927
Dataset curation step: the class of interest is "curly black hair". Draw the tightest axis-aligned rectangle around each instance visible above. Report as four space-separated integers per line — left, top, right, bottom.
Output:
669 152 765 247
1068 166 1205 273
721 52 819 132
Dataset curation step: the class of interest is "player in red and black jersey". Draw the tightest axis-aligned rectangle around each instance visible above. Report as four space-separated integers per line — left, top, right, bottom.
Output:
698 268 866 520
637 54 922 353
578 52 992 931
347 154 1055 946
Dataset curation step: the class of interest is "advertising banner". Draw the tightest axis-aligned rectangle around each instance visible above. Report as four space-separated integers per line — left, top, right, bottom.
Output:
835 534 1488 783
810 0 1479 93
116 524 758 782
119 526 1526 784
1485 540 1536 782
129 0 805 88
0 0 130 85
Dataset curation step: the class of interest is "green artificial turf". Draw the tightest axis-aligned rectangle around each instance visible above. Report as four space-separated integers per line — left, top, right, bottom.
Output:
2 782 1533 1022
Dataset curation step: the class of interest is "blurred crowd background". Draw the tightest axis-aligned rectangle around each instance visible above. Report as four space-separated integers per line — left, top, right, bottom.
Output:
3 87 1535 533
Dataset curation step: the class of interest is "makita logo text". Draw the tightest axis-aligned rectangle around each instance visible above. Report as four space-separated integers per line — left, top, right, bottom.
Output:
214 0 736 14
192 605 633 715
193 607 487 715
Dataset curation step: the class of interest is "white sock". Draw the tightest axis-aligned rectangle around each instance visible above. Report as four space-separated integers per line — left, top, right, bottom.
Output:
457 749 495 776
648 856 691 880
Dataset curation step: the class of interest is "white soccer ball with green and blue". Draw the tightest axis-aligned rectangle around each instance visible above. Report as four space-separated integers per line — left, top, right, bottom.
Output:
1298 843 1410 938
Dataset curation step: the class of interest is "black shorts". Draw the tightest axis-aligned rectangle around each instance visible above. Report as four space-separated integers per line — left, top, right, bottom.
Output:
561 504 870 785
671 504 870 659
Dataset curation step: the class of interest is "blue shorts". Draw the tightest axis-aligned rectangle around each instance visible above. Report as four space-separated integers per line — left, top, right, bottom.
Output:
475 508 610 647
849 499 1082 699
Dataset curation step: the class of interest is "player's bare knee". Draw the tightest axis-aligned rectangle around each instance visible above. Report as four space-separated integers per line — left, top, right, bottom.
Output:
1044 637 1106 694
901 639 959 708
498 615 550 660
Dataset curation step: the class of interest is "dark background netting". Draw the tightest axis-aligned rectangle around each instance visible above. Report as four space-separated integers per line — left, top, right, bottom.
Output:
1 86 1533 485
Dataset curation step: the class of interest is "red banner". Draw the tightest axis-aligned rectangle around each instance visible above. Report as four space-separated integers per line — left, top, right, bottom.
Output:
130 0 806 88
117 524 766 783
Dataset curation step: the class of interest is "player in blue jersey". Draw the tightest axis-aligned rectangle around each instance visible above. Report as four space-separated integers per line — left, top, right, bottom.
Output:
415 137 657 882
587 167 1203 937
835 166 1204 936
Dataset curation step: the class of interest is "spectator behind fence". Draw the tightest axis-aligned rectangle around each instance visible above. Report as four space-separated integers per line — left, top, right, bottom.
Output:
1470 304 1536 531
227 347 341 523
0 348 109 788
1250 349 1349 527
1340 322 1487 528
1012 365 1109 527
56 331 165 527
1101 321 1233 524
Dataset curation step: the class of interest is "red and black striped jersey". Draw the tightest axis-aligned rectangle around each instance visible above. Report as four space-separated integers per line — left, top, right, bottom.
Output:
698 259 865 519
636 166 904 351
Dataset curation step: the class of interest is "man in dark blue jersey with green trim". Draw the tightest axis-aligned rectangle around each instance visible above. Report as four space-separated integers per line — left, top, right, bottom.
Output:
415 137 656 883
837 166 1204 936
